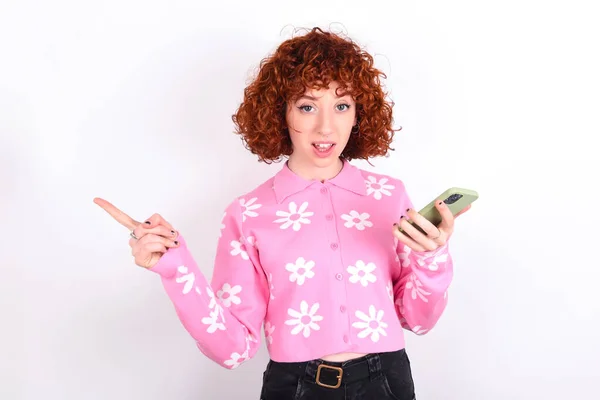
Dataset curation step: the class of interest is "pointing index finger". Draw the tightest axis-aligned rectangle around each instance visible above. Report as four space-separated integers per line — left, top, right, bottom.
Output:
93 197 140 231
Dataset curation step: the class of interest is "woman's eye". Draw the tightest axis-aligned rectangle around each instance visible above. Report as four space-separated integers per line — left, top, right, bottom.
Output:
337 104 350 111
299 105 313 112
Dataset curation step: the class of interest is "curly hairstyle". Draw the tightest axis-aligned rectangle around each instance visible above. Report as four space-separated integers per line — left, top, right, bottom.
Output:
232 27 399 164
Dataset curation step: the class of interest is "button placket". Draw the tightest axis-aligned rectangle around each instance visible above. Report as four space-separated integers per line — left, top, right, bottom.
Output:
319 184 349 341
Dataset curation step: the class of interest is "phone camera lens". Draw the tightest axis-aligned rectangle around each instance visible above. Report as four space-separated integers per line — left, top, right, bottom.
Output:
444 193 463 204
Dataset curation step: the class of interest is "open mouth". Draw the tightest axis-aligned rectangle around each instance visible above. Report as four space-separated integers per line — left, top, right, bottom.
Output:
312 143 335 152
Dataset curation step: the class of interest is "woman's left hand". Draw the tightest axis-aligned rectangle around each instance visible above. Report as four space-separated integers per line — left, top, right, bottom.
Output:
392 200 471 252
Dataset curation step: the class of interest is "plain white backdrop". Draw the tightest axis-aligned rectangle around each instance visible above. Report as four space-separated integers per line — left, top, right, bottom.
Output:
2 0 599 399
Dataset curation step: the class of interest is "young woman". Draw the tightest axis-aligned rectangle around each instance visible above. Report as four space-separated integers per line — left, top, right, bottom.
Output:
95 27 470 400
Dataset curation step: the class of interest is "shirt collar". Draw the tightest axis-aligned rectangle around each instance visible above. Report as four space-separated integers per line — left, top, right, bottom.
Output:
273 159 367 203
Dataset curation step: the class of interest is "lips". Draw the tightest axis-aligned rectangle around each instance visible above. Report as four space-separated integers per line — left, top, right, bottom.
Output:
312 142 335 151
311 141 336 158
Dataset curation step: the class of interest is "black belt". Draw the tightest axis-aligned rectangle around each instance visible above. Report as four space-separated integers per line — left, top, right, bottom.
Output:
270 348 405 389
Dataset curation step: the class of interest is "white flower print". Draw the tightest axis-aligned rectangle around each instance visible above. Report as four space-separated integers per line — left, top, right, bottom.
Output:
406 273 431 302
219 212 226 237
352 305 388 342
224 352 246 369
411 325 429 335
223 330 255 369
175 266 195 294
386 281 394 302
341 210 373 230
424 252 448 271
285 301 323 338
365 176 395 200
239 197 262 221
267 272 275 300
274 201 314 231
230 238 249 260
217 283 242 307
347 260 377 287
399 244 412 268
206 286 225 322
201 308 226 333
264 322 275 346
246 331 258 345
285 257 316 286
207 286 217 309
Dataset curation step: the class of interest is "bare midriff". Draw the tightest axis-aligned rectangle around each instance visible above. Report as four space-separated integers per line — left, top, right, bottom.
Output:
319 352 368 362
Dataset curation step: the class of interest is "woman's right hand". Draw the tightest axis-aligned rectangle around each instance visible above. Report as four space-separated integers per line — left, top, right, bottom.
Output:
93 197 180 269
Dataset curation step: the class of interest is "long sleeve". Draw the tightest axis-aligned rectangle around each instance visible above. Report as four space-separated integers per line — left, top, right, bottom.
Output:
393 242 453 335
149 198 269 369
392 188 454 336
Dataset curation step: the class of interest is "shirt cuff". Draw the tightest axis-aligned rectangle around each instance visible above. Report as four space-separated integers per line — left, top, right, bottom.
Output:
410 241 449 263
147 235 188 279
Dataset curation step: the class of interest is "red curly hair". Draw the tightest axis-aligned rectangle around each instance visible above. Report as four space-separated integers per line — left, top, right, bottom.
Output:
232 27 399 164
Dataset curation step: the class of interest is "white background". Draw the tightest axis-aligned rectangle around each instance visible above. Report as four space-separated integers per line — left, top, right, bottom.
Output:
2 0 599 399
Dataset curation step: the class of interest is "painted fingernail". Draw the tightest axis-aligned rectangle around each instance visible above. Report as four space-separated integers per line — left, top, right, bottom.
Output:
174 240 179 245
406 208 410 212
438 201 443 205
145 221 151 225
171 230 176 235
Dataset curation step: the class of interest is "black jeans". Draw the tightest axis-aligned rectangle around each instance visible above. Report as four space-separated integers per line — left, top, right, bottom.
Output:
260 349 415 400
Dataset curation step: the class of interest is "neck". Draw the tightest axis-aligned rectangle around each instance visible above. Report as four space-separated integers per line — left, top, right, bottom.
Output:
287 157 345 182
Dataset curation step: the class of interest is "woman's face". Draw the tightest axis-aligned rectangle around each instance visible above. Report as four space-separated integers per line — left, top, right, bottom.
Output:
285 81 356 179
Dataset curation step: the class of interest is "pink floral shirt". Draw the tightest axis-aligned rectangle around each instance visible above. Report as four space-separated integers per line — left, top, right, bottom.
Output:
150 160 453 369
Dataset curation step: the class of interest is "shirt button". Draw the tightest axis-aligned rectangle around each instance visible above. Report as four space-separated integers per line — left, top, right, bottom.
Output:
340 305 346 313
335 273 343 281
325 214 333 221
320 187 328 194
343 335 349 343
330 243 338 250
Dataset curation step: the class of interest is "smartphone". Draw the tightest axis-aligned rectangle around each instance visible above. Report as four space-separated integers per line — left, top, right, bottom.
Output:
401 187 479 235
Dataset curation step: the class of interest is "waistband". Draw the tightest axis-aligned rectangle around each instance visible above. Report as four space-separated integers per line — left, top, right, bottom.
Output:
268 348 405 389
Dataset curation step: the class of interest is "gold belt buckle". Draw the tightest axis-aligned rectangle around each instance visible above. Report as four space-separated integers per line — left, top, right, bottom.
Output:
315 364 343 389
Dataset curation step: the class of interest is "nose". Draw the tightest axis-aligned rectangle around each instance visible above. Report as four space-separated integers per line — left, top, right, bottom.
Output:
316 107 334 136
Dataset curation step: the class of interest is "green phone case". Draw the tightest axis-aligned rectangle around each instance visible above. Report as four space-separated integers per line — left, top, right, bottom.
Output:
402 187 479 235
